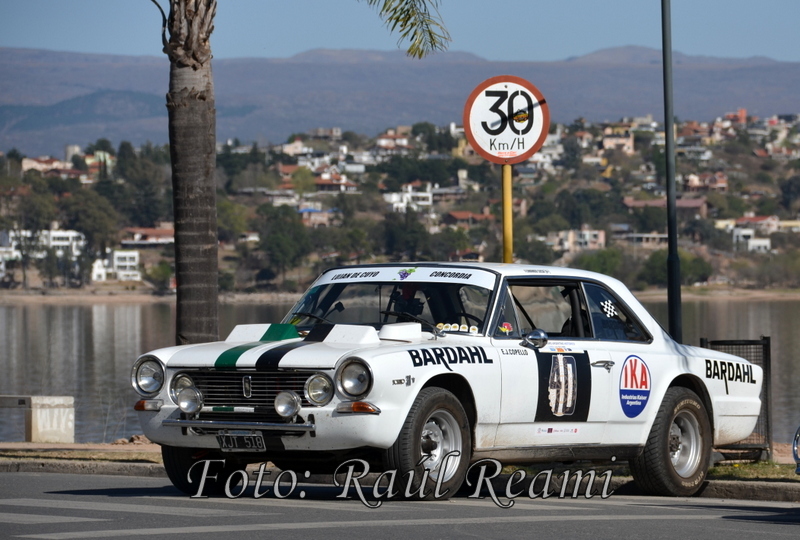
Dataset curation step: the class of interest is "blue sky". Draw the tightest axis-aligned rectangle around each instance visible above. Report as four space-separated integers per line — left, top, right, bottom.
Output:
1 0 798 62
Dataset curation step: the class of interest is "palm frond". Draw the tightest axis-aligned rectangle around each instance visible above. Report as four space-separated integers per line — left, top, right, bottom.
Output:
365 0 451 58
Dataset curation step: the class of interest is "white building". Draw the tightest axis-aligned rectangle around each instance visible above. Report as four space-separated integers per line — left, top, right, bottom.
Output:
92 250 142 282
0 227 85 260
545 226 606 253
732 227 771 253
383 184 433 213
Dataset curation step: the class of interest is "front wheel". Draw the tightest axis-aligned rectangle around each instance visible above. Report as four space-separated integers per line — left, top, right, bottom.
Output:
629 387 711 496
384 387 471 500
161 445 243 496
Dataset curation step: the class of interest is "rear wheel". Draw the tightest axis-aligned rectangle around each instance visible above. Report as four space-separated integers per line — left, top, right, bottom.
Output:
384 387 471 500
629 387 711 496
161 445 243 496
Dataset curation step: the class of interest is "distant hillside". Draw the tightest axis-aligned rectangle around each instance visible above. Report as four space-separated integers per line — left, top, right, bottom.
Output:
2 46 799 156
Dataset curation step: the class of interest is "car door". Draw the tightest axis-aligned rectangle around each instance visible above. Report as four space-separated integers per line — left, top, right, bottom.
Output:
491 279 613 448
580 281 668 446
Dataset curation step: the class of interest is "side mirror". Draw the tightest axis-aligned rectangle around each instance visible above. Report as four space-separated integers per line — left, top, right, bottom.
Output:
521 329 548 349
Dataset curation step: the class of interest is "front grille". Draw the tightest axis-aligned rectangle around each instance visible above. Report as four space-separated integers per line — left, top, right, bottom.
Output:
184 370 311 418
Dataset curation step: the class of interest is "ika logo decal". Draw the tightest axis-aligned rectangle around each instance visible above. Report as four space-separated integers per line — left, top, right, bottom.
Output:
619 355 651 418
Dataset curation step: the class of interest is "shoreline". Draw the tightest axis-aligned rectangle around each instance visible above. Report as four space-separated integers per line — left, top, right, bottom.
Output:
0 290 303 305
3 286 800 305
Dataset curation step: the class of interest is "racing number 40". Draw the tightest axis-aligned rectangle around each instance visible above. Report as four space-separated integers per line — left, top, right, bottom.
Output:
480 90 535 136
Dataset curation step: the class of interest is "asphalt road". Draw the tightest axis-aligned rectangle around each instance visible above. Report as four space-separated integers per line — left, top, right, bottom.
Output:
0 472 798 539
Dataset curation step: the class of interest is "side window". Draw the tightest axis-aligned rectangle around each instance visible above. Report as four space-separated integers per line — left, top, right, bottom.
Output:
504 282 587 337
583 283 648 342
493 288 521 339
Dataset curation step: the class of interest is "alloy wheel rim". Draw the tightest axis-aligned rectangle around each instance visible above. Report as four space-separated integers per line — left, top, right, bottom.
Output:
419 409 462 482
669 410 702 477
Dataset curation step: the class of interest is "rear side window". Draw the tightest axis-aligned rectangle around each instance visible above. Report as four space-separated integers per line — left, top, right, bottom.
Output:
583 283 649 342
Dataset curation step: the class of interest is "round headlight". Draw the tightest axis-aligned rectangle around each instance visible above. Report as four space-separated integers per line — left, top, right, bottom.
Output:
177 387 204 414
170 373 195 404
336 358 372 399
305 373 334 406
131 357 164 396
274 391 302 418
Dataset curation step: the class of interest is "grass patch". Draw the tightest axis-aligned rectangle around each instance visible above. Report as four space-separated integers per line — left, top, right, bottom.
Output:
708 461 799 482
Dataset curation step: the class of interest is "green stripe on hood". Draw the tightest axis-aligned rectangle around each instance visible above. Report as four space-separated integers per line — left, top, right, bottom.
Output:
215 324 300 368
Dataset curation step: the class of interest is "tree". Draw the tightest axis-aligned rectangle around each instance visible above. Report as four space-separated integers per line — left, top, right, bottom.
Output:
291 167 316 195
217 197 248 243
561 137 582 170
59 189 119 285
780 175 800 213
11 191 56 289
150 0 449 344
255 204 310 281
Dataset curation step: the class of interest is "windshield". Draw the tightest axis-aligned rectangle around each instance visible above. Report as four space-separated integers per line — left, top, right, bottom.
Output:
281 280 493 334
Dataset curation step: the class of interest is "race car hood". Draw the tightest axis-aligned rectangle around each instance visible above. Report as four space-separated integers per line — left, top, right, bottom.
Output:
156 323 424 370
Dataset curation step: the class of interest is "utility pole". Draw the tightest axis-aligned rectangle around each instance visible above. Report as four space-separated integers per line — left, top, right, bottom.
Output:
661 0 682 343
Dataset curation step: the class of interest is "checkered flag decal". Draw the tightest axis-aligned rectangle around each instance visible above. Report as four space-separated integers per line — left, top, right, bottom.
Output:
600 299 617 318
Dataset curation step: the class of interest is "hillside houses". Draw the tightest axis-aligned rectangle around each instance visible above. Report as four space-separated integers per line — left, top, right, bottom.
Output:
3 105 800 291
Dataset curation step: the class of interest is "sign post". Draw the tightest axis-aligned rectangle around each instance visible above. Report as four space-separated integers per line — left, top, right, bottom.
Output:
463 76 550 263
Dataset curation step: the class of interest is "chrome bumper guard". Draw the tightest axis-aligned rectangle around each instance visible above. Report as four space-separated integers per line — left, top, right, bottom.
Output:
163 418 315 432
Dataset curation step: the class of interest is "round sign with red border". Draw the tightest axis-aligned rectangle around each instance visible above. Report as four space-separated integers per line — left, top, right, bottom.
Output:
463 75 550 165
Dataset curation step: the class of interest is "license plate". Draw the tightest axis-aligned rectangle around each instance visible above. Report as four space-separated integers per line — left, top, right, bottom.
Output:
216 431 266 452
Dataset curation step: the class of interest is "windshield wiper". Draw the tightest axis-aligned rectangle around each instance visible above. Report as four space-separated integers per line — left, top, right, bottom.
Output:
380 310 445 337
292 311 332 324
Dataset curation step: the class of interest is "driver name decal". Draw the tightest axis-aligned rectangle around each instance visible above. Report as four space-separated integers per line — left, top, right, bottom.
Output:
408 346 492 371
619 355 651 418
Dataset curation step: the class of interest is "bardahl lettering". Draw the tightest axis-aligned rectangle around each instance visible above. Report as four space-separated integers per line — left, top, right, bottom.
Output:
704 359 757 394
408 346 492 371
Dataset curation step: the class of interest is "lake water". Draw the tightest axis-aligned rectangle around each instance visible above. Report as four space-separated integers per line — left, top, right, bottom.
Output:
0 298 798 444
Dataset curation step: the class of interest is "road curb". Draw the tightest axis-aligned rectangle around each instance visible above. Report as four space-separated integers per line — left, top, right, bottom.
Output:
0 459 167 477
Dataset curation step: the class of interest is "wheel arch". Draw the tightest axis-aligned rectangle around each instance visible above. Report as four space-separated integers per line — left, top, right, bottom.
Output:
422 374 477 435
668 374 715 433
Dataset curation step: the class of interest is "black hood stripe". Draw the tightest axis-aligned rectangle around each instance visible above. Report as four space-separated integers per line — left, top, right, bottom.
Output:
255 341 315 370
254 324 335 370
303 324 335 342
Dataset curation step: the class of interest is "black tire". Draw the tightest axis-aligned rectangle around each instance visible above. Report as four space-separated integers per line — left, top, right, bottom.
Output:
161 445 243 496
384 387 471 500
629 387 711 497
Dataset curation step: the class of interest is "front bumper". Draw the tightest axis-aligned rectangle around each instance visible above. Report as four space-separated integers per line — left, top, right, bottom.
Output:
137 402 404 451
162 417 315 432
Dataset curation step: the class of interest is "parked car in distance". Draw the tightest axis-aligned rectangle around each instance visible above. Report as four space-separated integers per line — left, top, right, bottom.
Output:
132 263 763 498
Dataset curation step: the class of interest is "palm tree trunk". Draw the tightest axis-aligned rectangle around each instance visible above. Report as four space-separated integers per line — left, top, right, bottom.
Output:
162 0 219 344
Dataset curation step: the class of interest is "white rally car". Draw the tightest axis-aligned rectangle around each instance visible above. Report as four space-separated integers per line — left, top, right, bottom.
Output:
132 263 762 497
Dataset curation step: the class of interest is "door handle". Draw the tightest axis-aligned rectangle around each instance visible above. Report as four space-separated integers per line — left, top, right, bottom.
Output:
591 360 615 372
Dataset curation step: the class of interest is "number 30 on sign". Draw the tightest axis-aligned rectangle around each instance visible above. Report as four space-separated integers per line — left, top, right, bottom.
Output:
463 75 550 165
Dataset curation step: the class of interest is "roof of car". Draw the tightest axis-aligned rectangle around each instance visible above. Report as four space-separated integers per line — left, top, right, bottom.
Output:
322 261 614 283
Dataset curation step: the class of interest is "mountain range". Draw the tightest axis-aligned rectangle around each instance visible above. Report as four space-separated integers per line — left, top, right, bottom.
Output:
1 46 799 157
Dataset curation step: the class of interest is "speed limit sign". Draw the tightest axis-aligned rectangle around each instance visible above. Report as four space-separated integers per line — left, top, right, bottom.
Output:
463 75 550 164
